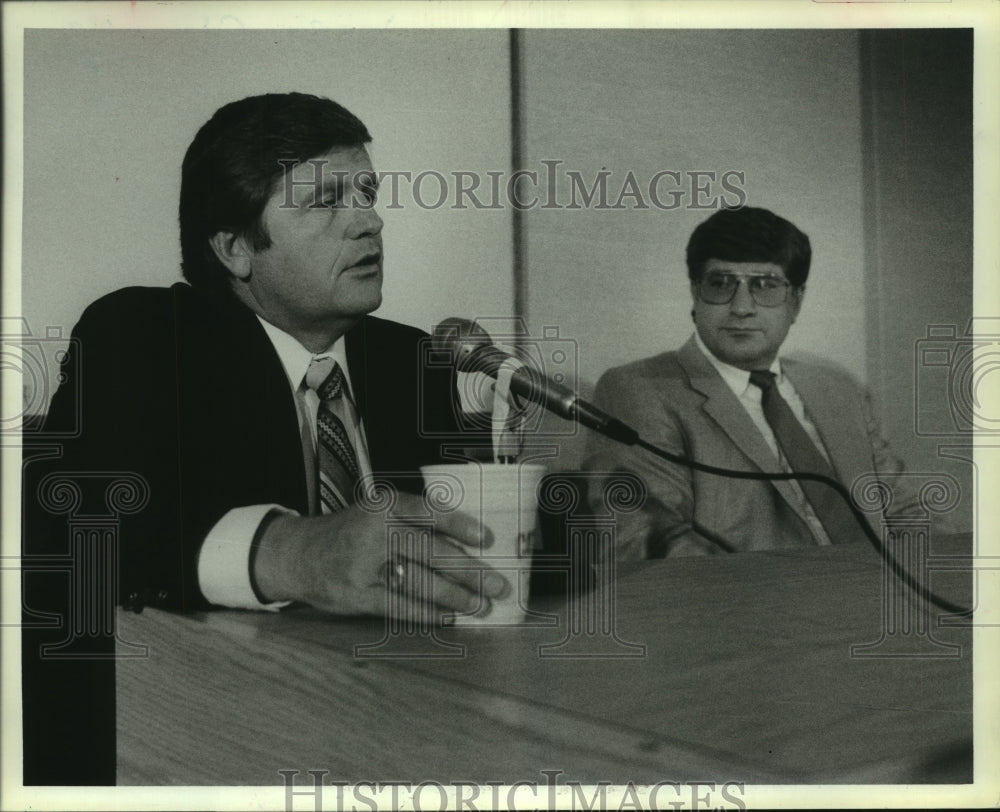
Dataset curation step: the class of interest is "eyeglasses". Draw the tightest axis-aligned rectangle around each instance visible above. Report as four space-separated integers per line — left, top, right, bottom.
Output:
697 271 792 307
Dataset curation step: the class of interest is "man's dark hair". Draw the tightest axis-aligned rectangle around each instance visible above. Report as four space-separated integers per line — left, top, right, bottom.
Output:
685 206 812 288
179 92 372 293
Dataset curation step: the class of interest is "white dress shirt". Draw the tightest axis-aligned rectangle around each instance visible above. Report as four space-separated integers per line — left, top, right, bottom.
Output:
197 318 373 609
692 332 833 545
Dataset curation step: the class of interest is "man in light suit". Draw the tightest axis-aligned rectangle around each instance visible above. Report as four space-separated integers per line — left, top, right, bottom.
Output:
22 92 506 784
582 206 909 560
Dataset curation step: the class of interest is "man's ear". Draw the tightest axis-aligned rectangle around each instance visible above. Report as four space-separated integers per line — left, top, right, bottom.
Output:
208 230 253 281
790 284 805 321
690 282 701 320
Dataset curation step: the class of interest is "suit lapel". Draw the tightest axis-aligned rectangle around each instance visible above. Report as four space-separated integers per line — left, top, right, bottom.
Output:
677 337 814 524
345 317 398 474
176 287 310 514
678 337 779 473
344 317 370 422
231 304 310 512
343 316 445 486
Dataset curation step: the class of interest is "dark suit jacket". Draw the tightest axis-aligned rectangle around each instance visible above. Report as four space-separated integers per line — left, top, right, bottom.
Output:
27 282 461 612
582 336 910 559
21 283 460 784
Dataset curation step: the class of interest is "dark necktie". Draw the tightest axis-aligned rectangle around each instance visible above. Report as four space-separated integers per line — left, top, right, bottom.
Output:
749 370 858 544
305 358 361 513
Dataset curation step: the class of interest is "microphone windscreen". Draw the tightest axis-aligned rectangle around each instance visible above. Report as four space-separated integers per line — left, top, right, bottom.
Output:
431 318 499 372
431 317 487 348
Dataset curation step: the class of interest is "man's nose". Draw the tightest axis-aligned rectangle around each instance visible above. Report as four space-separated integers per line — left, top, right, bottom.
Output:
347 204 384 239
729 279 757 315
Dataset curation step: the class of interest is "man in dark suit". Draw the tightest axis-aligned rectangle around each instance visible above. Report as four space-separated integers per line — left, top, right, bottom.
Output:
31 91 508 616
22 93 506 782
583 207 919 560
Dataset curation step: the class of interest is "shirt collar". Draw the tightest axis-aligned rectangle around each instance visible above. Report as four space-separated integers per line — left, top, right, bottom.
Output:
692 330 782 399
257 317 353 397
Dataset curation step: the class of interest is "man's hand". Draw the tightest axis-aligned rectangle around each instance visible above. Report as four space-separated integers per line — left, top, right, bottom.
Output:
251 493 511 619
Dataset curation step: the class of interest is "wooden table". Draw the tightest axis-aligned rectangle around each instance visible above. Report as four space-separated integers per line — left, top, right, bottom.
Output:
116 539 974 786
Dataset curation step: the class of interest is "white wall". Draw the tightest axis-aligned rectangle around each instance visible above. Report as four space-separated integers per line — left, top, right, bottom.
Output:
520 29 867 390
20 29 513 407
517 29 871 469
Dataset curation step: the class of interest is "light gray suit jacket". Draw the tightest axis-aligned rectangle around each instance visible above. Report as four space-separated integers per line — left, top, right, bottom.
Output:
582 336 907 560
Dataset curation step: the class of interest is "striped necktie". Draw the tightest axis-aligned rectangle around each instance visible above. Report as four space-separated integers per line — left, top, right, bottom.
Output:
749 370 858 544
305 358 361 513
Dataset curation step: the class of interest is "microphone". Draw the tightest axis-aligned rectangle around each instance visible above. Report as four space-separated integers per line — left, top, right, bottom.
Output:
432 318 638 445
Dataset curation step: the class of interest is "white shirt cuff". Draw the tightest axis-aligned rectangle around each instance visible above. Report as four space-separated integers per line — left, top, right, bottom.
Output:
198 504 296 611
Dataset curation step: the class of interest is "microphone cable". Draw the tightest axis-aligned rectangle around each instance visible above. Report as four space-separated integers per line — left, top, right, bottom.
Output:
629 435 971 616
434 319 969 616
